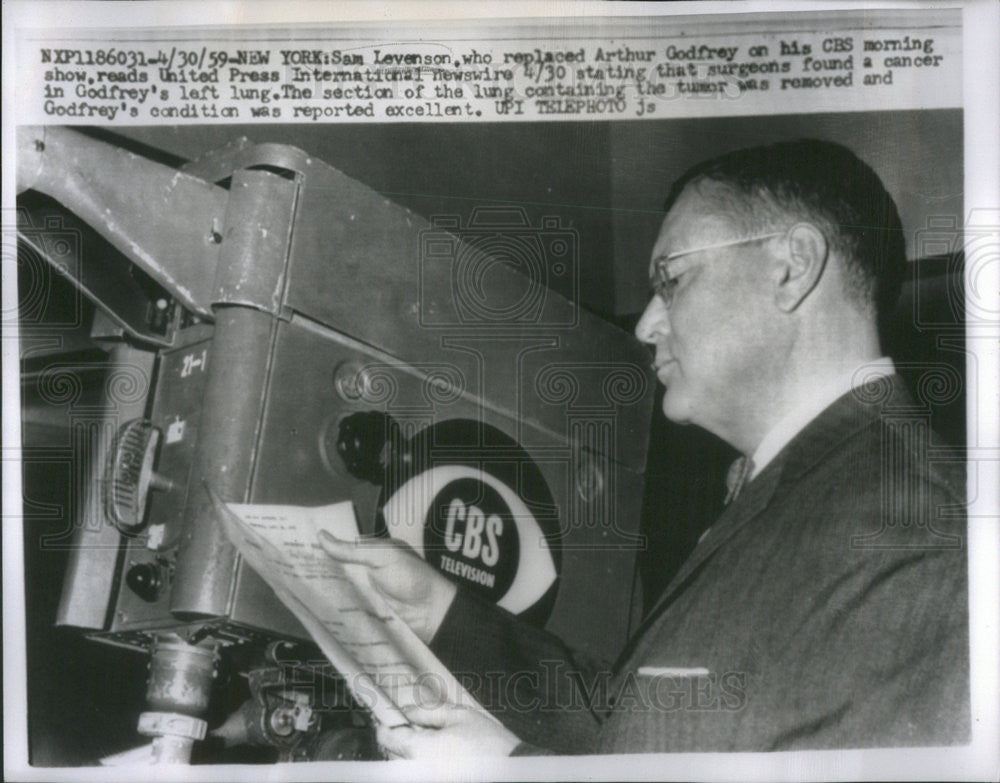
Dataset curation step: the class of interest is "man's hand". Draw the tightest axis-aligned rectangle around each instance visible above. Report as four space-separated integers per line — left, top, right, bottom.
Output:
318 530 457 643
378 704 520 759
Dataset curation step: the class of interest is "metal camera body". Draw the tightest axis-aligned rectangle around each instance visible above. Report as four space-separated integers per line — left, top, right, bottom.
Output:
18 128 654 762
419 206 579 327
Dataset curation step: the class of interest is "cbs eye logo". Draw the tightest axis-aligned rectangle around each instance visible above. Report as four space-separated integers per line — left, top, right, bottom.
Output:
381 466 558 620
440 493 507 569
426 479 519 600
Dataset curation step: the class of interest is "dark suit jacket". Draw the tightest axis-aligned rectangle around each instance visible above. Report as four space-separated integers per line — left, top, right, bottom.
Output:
430 376 970 753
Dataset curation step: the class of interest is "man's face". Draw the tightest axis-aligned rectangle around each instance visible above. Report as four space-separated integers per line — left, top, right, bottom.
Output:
634 183 783 439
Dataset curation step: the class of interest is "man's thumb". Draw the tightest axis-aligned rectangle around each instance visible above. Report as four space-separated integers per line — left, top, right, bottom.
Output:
401 703 449 729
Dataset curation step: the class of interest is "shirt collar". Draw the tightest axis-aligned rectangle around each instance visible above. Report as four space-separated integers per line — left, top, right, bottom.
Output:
749 357 896 478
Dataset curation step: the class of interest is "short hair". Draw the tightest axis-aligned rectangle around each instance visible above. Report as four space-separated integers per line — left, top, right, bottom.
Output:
664 139 906 320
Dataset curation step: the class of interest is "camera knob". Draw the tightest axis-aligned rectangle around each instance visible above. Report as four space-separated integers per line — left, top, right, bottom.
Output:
334 411 397 484
126 561 164 602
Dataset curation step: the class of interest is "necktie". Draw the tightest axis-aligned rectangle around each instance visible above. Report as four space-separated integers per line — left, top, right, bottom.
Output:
724 455 754 505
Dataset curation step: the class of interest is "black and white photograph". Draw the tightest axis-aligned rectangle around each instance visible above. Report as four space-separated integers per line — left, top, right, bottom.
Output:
3 3 998 780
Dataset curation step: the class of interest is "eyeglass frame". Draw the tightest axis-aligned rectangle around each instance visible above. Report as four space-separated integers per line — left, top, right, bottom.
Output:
649 231 787 307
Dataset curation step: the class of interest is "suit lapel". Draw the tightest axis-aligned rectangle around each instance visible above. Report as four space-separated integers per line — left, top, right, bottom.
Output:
651 458 784 611
632 375 906 645
610 461 785 672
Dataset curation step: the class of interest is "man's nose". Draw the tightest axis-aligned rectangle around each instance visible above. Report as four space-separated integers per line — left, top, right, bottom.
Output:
634 296 670 345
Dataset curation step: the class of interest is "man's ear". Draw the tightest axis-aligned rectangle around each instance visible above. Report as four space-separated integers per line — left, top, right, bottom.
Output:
774 222 828 312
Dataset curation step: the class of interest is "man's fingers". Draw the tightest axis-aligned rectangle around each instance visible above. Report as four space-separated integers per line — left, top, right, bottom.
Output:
400 703 453 729
317 529 387 567
317 530 412 566
376 724 423 760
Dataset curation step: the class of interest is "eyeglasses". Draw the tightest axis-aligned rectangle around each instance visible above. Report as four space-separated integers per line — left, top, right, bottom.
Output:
650 232 786 307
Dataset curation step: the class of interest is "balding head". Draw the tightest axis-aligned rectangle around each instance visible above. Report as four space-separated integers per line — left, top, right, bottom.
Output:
636 140 897 451
662 139 906 327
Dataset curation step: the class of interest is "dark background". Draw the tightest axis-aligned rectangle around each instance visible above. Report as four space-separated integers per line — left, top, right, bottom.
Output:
18 111 965 764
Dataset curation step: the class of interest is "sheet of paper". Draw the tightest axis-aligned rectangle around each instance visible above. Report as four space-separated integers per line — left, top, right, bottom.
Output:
211 492 492 728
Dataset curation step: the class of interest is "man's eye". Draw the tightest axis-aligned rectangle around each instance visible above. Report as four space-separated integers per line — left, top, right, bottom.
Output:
672 259 699 282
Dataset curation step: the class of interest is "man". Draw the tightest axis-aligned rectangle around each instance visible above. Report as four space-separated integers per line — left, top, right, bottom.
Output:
319 139 969 756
